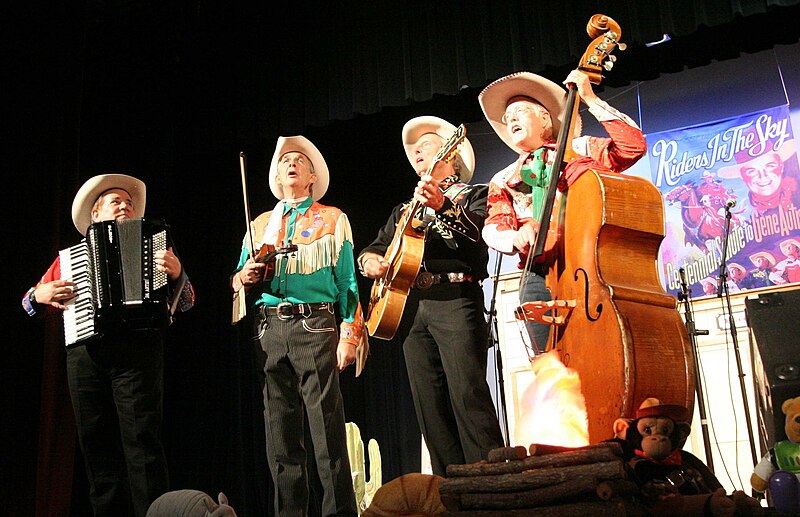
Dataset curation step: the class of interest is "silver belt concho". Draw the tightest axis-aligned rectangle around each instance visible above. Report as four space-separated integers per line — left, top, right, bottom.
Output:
413 271 470 290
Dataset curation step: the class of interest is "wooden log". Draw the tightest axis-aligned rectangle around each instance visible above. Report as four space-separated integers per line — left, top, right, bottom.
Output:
442 498 629 517
458 477 595 510
446 442 622 478
596 479 640 501
528 441 622 457
450 462 626 510
440 460 623 495
487 445 528 463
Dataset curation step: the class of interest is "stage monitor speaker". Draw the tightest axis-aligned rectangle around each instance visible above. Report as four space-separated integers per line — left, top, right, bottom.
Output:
744 290 800 450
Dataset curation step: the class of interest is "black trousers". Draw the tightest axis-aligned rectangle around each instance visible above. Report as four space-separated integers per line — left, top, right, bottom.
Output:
401 282 505 477
66 331 167 517
253 305 357 517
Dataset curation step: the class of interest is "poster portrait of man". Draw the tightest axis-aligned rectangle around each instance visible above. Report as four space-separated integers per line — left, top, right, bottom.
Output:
648 105 800 298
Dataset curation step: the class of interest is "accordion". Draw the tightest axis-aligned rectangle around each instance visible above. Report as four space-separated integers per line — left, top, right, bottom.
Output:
59 218 185 346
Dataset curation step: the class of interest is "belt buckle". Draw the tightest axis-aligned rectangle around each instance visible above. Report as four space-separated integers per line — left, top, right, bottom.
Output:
448 272 465 283
414 271 435 290
276 301 294 321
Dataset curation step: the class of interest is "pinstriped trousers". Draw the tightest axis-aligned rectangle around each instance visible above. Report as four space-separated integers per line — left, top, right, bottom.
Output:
253 305 357 517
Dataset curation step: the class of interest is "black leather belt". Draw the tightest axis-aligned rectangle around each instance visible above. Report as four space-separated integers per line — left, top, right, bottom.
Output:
263 302 331 320
413 271 474 290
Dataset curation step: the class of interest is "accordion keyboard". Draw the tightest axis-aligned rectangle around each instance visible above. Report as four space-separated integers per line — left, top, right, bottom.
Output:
59 242 97 346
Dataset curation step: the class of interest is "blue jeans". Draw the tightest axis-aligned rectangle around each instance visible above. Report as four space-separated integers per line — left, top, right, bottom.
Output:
519 268 552 354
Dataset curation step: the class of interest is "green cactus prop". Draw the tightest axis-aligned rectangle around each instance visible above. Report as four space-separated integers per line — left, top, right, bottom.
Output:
346 422 382 514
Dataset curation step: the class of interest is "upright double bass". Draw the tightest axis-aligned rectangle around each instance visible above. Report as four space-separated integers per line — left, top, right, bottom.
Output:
523 15 694 442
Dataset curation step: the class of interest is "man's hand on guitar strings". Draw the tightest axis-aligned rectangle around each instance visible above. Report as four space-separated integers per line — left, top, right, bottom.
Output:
414 174 445 211
361 253 388 280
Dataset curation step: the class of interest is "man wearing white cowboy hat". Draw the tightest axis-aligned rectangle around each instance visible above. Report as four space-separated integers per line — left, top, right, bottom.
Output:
698 277 718 297
22 173 195 516
717 138 798 217
478 69 646 352
741 250 777 289
770 237 800 285
359 116 504 477
726 263 748 289
231 136 364 516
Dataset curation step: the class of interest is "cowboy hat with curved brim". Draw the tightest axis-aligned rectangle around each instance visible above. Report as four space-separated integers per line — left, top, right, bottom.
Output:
749 251 777 267
71 173 146 235
727 263 747 275
716 139 796 179
268 136 329 201
478 71 582 154
698 277 717 289
779 237 800 256
402 116 476 183
635 403 689 423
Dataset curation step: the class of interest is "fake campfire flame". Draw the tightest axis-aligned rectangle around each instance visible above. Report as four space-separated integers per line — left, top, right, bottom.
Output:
514 350 589 448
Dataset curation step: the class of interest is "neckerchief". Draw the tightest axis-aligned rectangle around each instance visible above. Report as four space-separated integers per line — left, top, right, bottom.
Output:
520 147 553 222
750 178 796 214
260 196 312 247
634 448 683 465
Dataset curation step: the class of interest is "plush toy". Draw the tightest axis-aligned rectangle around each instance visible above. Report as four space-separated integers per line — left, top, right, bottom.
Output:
362 473 445 516
146 490 237 516
751 396 800 515
611 398 762 516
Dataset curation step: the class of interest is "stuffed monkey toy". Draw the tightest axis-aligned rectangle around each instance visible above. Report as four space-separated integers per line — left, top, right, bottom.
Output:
611 398 762 516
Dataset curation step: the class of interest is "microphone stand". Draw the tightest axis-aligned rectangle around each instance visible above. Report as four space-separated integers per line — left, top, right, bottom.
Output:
678 268 714 472
716 203 759 467
486 251 510 446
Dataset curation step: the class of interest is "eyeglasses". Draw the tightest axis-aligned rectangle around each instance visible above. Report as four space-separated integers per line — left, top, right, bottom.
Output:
502 105 545 124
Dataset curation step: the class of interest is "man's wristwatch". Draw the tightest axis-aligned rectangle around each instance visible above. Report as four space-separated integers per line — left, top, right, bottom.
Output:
29 289 38 305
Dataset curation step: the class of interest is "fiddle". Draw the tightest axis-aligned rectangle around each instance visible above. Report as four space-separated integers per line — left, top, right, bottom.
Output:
252 243 298 282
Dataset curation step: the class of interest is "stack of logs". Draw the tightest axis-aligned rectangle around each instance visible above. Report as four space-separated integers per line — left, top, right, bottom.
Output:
439 442 644 516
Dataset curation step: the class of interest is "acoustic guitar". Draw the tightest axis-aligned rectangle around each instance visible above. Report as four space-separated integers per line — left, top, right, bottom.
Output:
366 125 466 339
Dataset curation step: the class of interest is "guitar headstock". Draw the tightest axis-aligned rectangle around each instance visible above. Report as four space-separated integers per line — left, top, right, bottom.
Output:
578 14 625 85
431 124 466 169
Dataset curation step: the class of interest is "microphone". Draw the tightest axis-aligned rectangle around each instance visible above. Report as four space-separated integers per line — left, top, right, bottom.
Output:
725 199 736 210
678 267 689 300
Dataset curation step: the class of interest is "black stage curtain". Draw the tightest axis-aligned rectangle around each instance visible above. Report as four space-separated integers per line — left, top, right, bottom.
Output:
5 1 800 516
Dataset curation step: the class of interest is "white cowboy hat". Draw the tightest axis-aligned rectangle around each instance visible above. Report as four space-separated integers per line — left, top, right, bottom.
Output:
727 263 747 275
478 71 582 154
698 277 718 292
717 139 796 179
71 173 146 235
779 237 800 256
268 136 329 201
401 116 476 183
749 251 777 267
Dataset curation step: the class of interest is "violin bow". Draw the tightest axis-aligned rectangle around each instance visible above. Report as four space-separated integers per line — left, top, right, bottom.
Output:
239 152 256 261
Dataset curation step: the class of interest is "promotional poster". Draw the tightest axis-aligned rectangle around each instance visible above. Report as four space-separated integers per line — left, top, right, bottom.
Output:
649 105 800 298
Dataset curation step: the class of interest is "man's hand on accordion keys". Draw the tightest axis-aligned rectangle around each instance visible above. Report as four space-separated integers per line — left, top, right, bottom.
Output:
154 246 182 281
33 280 78 310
